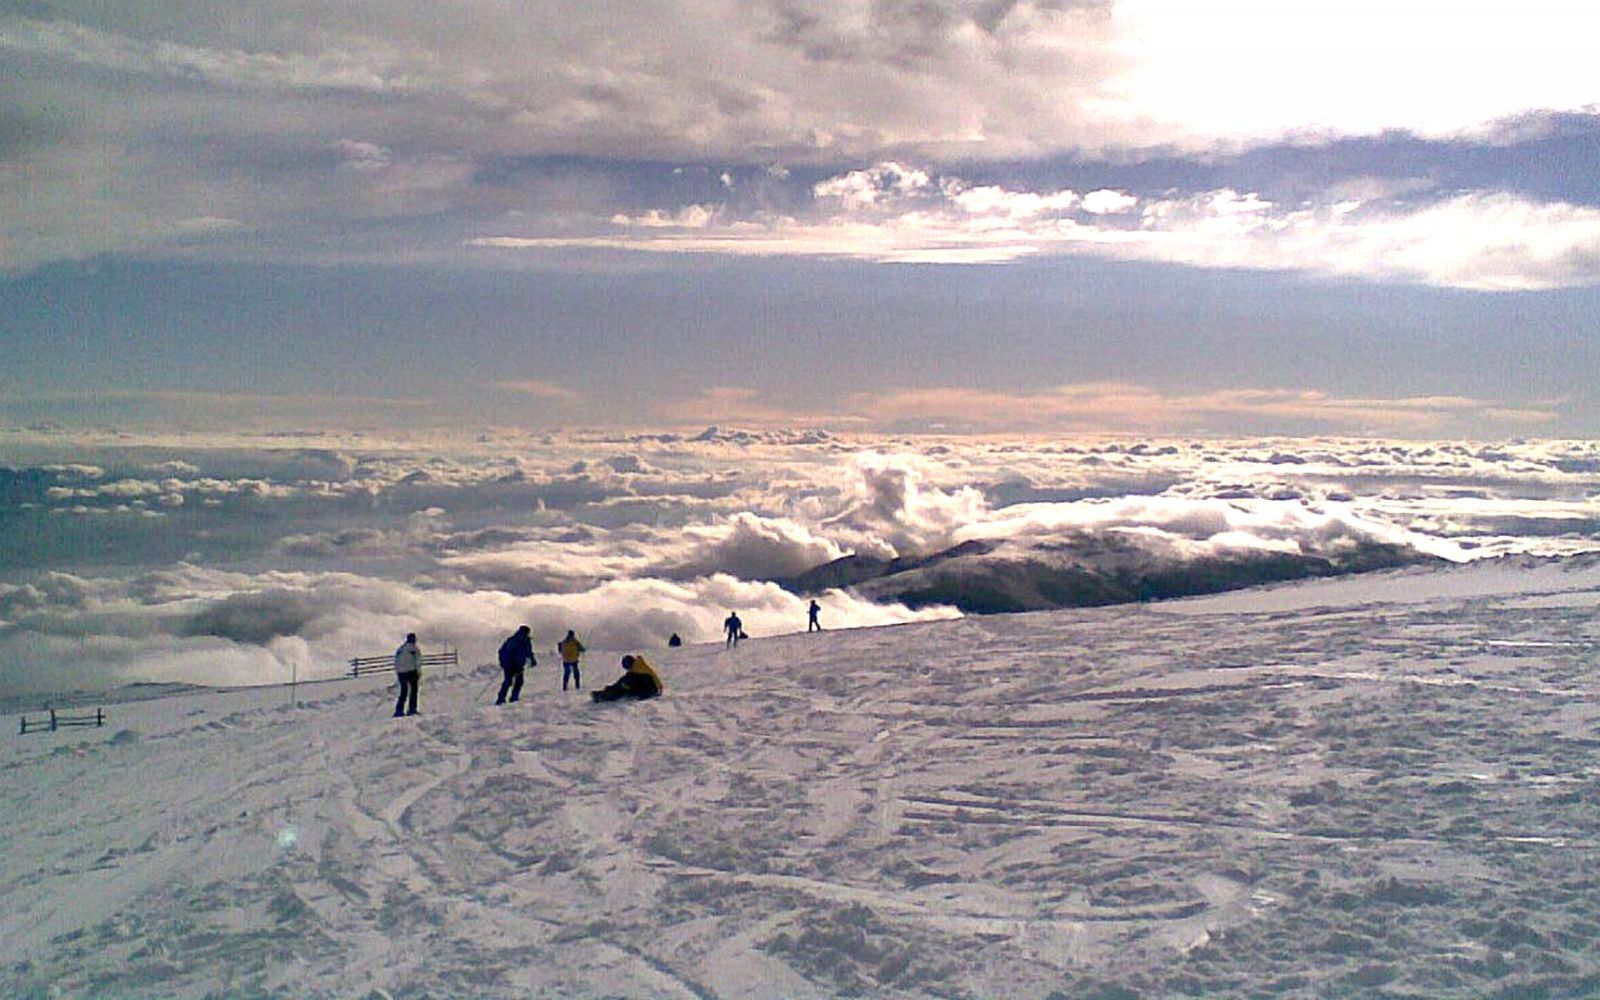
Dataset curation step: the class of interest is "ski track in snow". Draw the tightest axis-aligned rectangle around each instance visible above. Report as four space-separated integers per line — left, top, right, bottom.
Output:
2 559 1600 998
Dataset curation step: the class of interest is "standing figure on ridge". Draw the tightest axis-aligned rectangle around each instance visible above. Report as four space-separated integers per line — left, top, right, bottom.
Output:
808 599 822 632
393 632 421 717
724 611 743 648
591 654 663 702
557 629 586 691
496 625 535 704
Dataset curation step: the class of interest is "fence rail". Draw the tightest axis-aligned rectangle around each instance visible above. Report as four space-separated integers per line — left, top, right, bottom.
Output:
19 708 105 735
349 650 459 678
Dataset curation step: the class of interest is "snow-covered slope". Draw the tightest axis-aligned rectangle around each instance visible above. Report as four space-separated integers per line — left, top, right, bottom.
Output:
4 559 1600 998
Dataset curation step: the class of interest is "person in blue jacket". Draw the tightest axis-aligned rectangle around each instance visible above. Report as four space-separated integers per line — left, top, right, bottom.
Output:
496 625 535 704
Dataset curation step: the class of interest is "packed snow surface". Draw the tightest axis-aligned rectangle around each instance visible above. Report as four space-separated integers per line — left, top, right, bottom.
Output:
4 558 1600 998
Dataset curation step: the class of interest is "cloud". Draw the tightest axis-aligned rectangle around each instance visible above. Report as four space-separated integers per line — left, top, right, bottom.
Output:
495 380 583 402
823 453 990 558
814 162 934 211
98 478 167 498
961 492 1465 564
432 508 848 595
663 387 831 428
0 572 94 623
1080 189 1137 214
6 3 1600 272
174 216 243 234
336 140 394 172
43 464 104 481
0 563 955 695
661 512 847 580
3 429 1599 696
1133 189 1600 292
149 460 201 476
180 588 327 645
0 18 442 95
611 205 723 229
479 166 1600 290
946 183 1081 218
599 380 1560 436
277 529 401 559
844 383 1561 435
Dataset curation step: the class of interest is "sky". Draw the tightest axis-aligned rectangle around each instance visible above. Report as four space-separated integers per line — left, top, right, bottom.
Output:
3 1 1600 436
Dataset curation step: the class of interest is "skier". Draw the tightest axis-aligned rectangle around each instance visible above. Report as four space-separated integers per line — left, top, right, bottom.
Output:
807 600 822 632
496 625 535 704
393 632 421 717
591 654 663 702
724 611 743 648
557 629 586 691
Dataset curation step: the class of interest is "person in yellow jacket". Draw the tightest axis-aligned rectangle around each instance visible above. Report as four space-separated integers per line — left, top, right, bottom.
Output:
556 629 586 691
591 654 662 702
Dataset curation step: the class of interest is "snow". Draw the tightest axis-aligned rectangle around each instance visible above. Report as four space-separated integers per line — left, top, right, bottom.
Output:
4 558 1600 998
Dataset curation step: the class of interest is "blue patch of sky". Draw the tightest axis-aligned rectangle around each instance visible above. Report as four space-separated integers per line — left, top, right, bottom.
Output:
948 113 1600 206
465 112 1600 226
6 256 1597 432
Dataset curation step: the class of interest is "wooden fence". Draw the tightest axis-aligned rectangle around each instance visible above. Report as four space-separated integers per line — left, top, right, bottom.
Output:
15 650 463 734
348 649 459 678
19 708 105 735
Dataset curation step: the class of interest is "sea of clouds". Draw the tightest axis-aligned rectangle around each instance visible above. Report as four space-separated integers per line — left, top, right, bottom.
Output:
1 428 1597 697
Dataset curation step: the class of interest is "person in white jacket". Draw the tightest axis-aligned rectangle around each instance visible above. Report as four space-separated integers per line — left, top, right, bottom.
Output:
393 632 422 717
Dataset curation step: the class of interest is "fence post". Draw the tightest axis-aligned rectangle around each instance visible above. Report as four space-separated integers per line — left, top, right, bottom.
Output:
49 709 57 732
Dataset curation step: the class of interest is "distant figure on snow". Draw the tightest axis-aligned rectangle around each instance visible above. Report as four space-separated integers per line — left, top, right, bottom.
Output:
496 625 535 704
724 611 743 648
591 654 663 703
808 600 822 632
667 632 683 648
557 629 586 691
393 632 421 717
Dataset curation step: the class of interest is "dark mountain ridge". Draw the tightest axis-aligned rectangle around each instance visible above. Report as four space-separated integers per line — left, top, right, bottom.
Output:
776 532 1441 614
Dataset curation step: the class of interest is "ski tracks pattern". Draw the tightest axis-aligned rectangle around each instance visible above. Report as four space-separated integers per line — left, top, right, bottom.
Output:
7 575 1600 998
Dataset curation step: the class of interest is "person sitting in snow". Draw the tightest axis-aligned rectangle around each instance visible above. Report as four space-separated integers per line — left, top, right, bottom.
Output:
496 625 535 704
556 629 586 691
393 632 421 717
591 654 663 702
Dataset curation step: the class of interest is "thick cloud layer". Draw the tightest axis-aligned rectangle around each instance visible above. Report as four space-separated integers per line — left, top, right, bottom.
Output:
1 429 1596 696
0 565 951 696
5 3 1599 272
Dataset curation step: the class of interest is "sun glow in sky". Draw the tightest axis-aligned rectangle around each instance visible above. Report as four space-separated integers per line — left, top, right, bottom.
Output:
1109 1 1600 138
